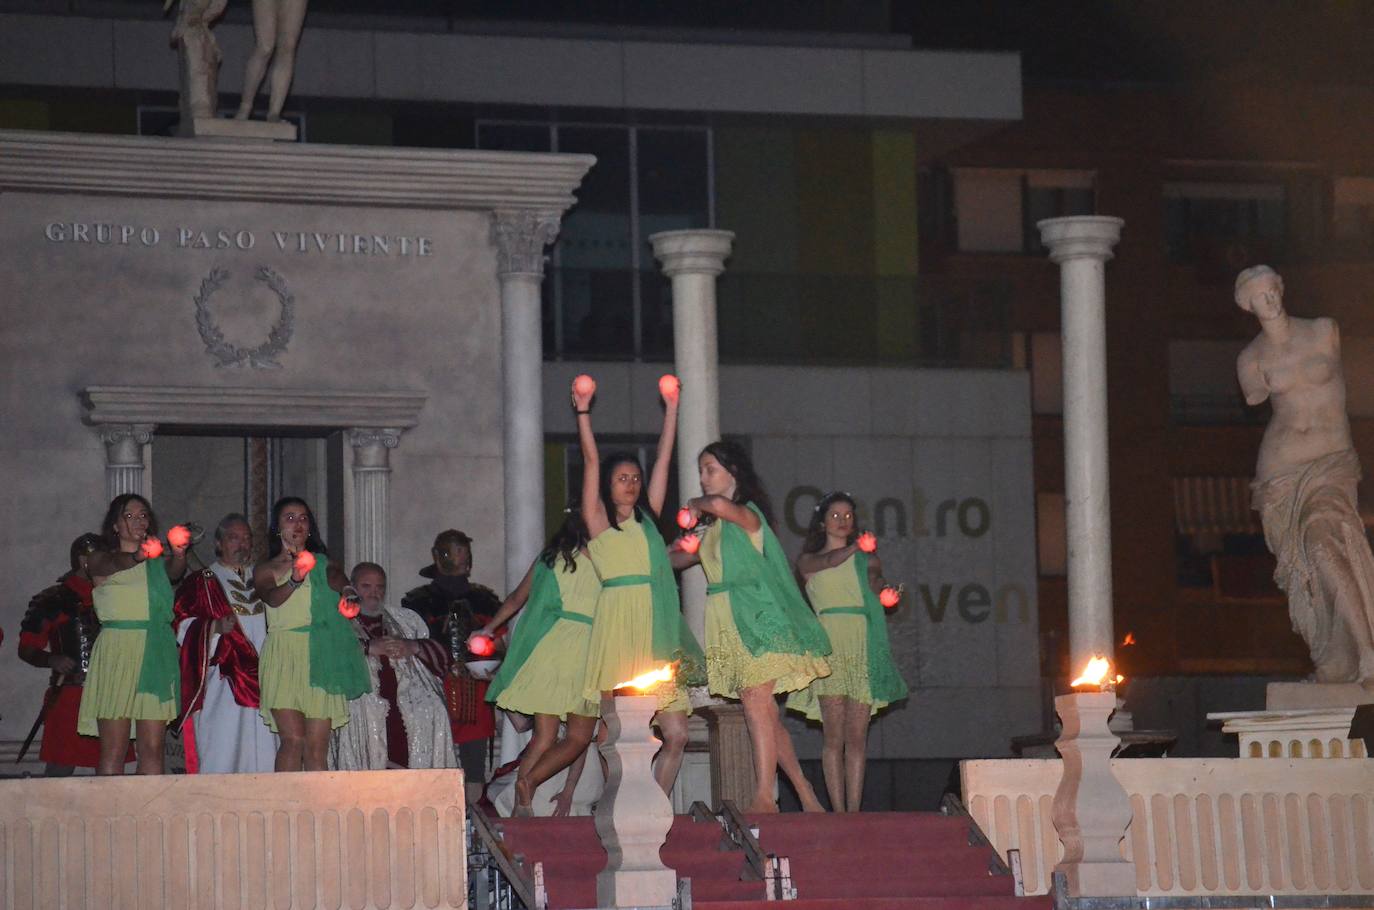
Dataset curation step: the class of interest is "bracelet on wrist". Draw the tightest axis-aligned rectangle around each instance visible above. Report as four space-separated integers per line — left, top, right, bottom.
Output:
575 409 590 415
285 575 303 589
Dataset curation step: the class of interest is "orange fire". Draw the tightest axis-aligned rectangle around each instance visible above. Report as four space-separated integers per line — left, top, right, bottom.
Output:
613 664 674 692
1070 655 1124 689
1122 632 1136 646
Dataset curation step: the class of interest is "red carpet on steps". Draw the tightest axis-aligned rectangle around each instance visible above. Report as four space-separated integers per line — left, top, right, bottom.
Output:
493 811 1052 909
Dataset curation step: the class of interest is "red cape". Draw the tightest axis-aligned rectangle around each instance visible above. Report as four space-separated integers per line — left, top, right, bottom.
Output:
174 569 262 724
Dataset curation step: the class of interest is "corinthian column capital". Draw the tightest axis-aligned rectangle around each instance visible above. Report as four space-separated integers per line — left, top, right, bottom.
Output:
491 210 562 278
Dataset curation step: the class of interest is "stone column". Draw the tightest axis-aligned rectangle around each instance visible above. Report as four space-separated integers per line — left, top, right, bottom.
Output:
649 229 735 643
493 210 561 592
349 427 400 577
98 424 154 501
697 703 755 810
1037 217 1124 671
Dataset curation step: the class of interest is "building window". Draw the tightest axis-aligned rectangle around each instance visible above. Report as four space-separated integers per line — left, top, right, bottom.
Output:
1163 181 1286 266
952 168 1095 254
1333 177 1374 260
1167 339 1267 426
476 121 713 361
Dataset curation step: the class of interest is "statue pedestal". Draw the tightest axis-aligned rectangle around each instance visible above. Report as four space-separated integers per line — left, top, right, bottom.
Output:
1209 682 1374 759
178 116 298 142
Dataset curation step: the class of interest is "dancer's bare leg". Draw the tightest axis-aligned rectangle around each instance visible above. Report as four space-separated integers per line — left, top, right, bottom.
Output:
842 698 871 812
525 714 598 797
514 714 559 815
818 696 847 811
96 718 131 776
771 702 825 812
302 717 331 771
272 708 305 771
652 709 689 796
134 719 166 775
739 682 780 813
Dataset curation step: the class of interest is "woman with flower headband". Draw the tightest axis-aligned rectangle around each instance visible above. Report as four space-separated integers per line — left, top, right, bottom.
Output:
253 496 369 771
477 507 602 815
675 441 831 813
573 373 704 796
786 491 908 812
80 493 190 775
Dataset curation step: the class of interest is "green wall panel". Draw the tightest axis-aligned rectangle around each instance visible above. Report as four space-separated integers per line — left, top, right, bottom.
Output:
795 127 873 276
713 125 798 275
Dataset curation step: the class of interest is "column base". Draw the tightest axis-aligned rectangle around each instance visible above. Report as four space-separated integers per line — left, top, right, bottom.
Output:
699 702 754 809
596 868 678 909
1055 860 1136 898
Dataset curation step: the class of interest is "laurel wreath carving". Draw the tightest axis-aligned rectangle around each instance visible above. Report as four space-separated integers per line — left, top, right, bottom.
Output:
193 266 294 369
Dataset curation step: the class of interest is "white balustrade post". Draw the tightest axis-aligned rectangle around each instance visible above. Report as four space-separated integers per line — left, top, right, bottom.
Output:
649 229 735 644
348 427 400 578
98 423 155 501
492 210 561 593
1037 216 1124 672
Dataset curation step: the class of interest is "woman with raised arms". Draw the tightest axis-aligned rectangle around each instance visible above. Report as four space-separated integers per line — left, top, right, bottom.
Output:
574 373 704 796
786 491 908 812
674 441 832 813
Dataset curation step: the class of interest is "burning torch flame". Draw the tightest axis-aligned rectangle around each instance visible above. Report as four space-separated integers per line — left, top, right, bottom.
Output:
678 534 701 555
293 550 316 578
337 594 360 619
857 531 878 554
1070 655 1124 689
468 632 496 657
658 373 681 403
139 536 164 560
879 586 901 609
572 374 597 398
613 664 674 692
676 507 698 530
1122 632 1136 646
167 525 192 550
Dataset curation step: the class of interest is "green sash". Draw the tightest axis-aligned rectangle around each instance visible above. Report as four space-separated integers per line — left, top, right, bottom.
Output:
640 509 706 686
305 554 370 698
851 552 909 705
486 559 572 703
102 558 179 706
710 503 831 659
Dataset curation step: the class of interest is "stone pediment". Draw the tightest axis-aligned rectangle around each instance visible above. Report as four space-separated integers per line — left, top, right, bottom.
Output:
79 385 426 431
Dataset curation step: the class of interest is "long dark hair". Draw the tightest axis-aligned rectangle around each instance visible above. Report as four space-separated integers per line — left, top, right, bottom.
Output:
540 505 591 572
600 452 654 531
99 493 159 551
801 491 858 555
267 496 328 558
699 440 772 524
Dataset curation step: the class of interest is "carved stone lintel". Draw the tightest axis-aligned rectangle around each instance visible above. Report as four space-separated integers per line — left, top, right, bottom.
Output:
491 210 561 278
98 424 156 465
348 427 402 470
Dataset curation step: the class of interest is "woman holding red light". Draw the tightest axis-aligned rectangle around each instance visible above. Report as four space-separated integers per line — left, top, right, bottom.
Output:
785 491 908 812
79 493 190 775
253 496 369 771
674 441 832 814
575 373 705 796
477 508 601 816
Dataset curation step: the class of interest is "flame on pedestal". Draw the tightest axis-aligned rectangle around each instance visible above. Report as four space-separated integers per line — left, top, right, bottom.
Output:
1122 632 1136 646
1070 655 1124 689
613 664 674 692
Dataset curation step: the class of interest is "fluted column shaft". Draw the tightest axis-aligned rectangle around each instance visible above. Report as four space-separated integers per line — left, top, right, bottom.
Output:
349 428 400 578
493 211 561 592
1037 216 1124 671
650 229 735 644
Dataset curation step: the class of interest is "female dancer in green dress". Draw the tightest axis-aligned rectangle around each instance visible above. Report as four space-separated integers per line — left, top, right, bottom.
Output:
786 492 908 812
252 496 368 771
81 493 189 775
478 509 601 815
675 441 831 813
574 374 703 795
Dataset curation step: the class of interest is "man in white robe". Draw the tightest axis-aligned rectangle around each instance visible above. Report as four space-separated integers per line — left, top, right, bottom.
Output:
330 563 456 770
174 514 278 773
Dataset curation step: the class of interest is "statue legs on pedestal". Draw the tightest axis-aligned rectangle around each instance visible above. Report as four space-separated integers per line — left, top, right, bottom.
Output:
235 0 309 123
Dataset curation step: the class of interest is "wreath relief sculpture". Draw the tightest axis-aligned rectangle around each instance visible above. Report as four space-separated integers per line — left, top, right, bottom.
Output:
194 265 295 369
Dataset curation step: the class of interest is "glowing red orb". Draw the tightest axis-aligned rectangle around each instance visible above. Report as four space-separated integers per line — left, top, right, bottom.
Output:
572 374 596 397
293 550 316 577
469 633 496 657
658 373 681 402
879 586 901 609
679 534 701 555
338 596 360 619
140 537 164 560
676 507 697 529
167 525 191 549
857 532 877 554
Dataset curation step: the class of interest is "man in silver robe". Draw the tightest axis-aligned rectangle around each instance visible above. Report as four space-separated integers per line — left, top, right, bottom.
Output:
330 563 456 770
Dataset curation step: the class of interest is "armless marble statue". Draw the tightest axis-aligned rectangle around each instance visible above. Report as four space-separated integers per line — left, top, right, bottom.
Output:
1237 265 1374 684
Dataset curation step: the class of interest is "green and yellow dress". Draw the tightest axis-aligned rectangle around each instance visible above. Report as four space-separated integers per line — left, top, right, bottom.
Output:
701 504 832 698
582 509 704 713
785 551 908 720
488 551 602 720
78 558 179 736
258 553 369 731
